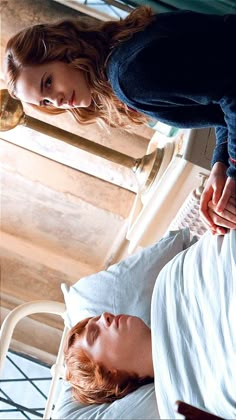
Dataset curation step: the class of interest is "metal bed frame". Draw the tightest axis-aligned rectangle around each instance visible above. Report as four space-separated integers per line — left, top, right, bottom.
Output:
0 288 68 419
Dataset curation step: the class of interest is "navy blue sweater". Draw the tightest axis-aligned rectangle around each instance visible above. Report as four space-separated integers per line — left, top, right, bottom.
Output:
106 10 236 179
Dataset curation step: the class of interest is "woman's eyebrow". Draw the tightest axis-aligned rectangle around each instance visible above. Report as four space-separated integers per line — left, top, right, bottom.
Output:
40 72 47 93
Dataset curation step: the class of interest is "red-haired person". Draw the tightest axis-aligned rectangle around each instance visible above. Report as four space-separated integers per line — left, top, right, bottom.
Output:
64 312 153 404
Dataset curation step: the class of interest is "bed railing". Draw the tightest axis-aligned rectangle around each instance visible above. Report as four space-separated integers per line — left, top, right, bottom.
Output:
0 299 68 419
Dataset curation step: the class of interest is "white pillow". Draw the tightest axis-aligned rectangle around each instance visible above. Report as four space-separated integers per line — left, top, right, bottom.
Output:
63 228 194 328
53 229 194 420
53 380 159 419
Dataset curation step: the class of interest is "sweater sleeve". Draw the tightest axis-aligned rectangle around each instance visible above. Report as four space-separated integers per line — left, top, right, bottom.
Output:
212 126 229 168
108 12 236 179
118 51 236 179
215 96 236 179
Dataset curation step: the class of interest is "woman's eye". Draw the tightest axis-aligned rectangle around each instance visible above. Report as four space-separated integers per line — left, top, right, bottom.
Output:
45 76 52 89
42 99 51 106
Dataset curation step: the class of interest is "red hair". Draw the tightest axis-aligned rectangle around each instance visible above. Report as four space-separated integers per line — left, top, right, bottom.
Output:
64 316 153 404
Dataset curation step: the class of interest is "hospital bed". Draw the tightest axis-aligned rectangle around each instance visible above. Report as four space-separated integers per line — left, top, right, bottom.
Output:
1 128 235 419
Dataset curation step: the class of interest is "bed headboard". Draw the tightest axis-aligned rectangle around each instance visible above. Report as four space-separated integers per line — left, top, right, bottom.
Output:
126 127 214 252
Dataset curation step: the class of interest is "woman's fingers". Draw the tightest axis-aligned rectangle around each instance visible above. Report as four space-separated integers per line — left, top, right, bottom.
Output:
216 177 236 213
228 196 236 206
198 165 236 234
199 187 218 231
208 199 236 223
227 196 236 214
209 162 227 206
212 182 224 206
208 208 236 230
199 165 235 235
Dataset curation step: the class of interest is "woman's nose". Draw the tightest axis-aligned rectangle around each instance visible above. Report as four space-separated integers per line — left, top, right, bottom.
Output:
101 312 113 327
47 93 64 108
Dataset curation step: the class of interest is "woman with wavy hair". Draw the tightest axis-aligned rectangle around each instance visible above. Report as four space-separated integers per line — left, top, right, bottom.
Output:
64 312 154 404
5 7 154 128
4 7 236 233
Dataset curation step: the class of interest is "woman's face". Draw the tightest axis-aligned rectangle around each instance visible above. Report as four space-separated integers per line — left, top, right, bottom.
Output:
15 61 92 109
75 313 152 374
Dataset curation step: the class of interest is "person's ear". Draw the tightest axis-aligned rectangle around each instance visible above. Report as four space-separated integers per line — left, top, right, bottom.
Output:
111 369 128 384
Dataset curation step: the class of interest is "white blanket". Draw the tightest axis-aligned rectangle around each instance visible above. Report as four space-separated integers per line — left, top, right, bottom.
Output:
151 230 236 419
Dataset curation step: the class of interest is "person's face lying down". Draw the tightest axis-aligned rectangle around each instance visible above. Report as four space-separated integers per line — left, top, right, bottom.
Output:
73 312 152 375
15 61 92 109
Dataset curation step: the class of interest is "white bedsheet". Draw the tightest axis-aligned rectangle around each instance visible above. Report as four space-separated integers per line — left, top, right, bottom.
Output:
151 230 236 419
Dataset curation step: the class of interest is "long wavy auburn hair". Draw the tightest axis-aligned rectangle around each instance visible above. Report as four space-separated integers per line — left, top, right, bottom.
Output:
64 317 153 404
5 7 155 129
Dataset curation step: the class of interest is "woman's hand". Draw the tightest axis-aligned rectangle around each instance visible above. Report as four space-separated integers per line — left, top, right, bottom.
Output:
216 176 236 213
199 162 228 232
208 197 236 235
